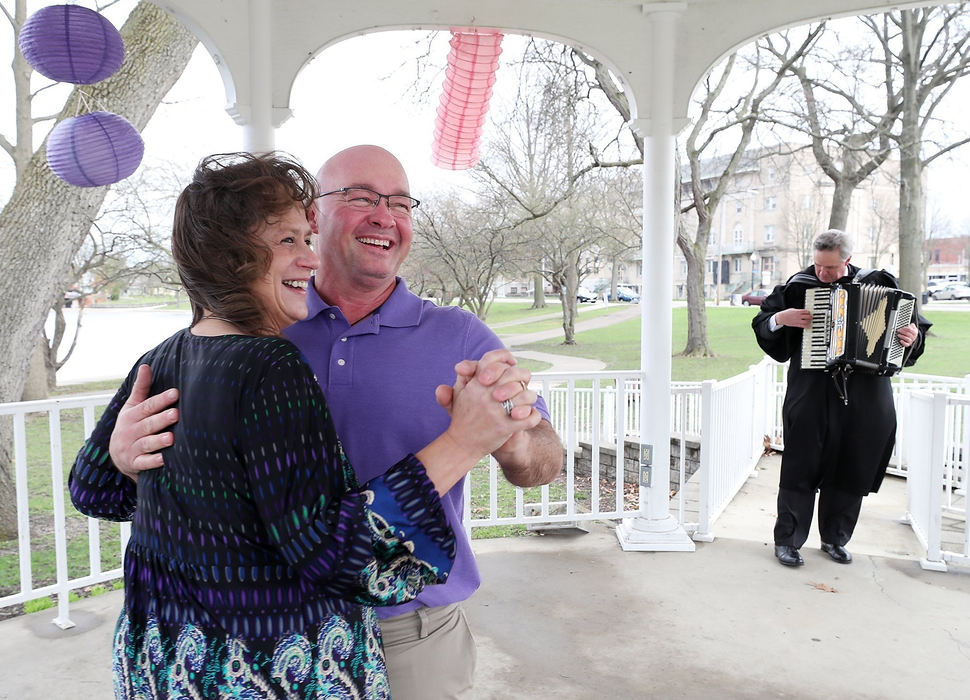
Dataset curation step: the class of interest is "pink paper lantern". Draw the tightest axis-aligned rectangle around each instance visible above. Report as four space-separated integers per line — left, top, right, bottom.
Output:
432 30 504 170
18 5 125 84
446 66 497 91
46 111 144 187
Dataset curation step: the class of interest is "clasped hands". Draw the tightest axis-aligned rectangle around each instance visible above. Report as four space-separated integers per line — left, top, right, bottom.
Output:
435 348 542 460
774 307 918 347
109 349 541 482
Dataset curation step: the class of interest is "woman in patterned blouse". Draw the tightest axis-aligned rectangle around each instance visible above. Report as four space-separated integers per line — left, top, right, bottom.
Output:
69 152 538 699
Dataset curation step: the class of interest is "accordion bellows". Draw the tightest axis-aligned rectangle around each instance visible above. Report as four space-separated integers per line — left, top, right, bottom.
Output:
802 283 916 375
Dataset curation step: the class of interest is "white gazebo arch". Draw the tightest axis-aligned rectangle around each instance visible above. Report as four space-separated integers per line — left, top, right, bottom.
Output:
150 0 927 550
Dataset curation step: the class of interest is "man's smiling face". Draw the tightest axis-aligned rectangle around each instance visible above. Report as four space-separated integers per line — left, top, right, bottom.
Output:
312 146 414 295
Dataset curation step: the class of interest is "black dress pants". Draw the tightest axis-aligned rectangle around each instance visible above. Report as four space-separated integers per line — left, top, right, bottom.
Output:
774 486 864 548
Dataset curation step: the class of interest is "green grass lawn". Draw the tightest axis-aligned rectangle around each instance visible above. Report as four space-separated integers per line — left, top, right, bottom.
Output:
514 305 970 380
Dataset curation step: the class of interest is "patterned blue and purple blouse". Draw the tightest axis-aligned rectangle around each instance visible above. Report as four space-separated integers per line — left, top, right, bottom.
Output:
69 330 455 699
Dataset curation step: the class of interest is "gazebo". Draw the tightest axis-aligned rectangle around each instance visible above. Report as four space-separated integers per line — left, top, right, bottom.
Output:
152 0 924 550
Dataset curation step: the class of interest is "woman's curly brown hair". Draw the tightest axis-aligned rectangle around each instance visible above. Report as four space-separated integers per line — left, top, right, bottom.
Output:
172 152 318 336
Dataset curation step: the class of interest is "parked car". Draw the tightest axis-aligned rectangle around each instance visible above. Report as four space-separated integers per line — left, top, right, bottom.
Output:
608 286 640 303
576 286 597 303
740 289 769 306
927 280 949 297
932 283 970 301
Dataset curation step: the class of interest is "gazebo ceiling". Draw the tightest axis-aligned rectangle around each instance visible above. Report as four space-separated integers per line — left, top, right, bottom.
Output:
152 0 928 130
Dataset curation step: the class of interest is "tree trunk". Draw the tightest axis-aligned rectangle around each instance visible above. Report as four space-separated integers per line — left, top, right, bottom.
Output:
20 337 49 401
531 272 546 309
678 234 714 357
827 180 855 231
897 11 926 299
560 254 579 344
0 2 198 537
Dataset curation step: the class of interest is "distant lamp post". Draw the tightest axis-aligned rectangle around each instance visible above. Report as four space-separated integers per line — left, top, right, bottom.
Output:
750 250 760 291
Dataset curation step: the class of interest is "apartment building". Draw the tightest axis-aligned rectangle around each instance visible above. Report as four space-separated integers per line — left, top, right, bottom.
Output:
674 148 902 300
925 236 970 284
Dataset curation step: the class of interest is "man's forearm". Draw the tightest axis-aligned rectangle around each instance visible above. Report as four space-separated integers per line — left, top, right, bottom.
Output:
495 421 564 488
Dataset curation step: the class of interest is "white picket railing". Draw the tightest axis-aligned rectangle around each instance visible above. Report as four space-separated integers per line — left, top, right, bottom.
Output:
3 362 966 627
462 363 770 539
0 392 127 629
902 391 970 571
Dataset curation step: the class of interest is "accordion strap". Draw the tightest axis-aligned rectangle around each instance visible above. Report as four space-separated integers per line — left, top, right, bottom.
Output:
852 268 879 284
830 365 851 406
788 272 824 286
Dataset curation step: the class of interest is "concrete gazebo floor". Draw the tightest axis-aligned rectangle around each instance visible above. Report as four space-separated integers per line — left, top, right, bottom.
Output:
3 454 969 699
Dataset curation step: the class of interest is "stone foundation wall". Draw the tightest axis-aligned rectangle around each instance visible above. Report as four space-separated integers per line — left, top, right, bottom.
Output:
573 438 700 494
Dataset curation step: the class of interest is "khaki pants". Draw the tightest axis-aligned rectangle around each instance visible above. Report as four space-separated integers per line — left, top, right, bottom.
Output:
379 603 476 699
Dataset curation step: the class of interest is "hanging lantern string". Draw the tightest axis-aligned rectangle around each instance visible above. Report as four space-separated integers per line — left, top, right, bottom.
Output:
68 88 113 118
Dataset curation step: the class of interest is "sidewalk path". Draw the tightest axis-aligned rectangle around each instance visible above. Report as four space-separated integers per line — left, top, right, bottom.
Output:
496 303 642 373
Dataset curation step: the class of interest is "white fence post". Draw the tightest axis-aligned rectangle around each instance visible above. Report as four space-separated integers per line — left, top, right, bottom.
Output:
694 380 715 542
922 392 949 571
48 409 75 630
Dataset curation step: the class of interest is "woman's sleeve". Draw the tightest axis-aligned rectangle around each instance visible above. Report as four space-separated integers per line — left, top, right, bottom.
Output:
239 351 456 606
68 371 138 522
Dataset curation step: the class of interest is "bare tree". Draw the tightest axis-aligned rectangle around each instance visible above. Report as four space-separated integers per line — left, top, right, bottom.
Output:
473 54 631 343
781 184 828 268
678 29 823 357
866 7 970 299
762 23 901 232
410 191 520 318
22 163 185 394
0 1 198 536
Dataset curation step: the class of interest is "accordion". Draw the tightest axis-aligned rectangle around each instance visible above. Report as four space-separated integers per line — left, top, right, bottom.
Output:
801 283 916 376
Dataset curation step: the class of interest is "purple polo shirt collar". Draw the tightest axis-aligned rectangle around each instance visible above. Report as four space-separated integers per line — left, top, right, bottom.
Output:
303 276 418 331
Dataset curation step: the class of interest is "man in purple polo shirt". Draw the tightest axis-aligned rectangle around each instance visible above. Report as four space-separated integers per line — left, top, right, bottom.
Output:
109 145 564 698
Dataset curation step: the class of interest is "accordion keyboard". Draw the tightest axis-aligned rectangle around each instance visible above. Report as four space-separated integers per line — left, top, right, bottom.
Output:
801 287 831 370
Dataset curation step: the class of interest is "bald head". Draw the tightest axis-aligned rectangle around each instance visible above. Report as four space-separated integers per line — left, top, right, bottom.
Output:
310 145 415 316
316 145 410 194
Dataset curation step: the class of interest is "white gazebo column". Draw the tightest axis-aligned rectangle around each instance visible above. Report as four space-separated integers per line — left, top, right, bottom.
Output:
241 0 274 153
616 4 694 552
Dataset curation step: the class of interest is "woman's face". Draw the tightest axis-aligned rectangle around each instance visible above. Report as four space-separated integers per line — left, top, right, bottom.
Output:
254 204 319 333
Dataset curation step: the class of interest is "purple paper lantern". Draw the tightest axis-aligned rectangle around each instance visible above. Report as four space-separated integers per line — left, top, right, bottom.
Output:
47 111 144 187
19 5 124 84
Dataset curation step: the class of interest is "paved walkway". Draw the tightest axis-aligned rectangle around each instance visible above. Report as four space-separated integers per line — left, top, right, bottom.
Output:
2 453 968 699
495 302 642 373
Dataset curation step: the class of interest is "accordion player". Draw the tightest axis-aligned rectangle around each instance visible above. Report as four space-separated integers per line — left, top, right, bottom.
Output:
801 283 916 393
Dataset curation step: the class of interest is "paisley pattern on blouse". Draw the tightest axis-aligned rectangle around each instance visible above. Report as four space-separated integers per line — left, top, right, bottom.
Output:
113 609 389 699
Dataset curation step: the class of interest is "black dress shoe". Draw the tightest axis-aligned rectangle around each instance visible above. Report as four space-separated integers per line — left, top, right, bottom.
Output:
774 545 804 567
821 542 852 564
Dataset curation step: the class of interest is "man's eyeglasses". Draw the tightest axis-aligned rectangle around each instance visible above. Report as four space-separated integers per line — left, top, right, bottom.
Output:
318 187 420 218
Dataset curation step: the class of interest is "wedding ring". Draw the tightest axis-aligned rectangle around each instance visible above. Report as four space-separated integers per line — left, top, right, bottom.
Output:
501 399 515 416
